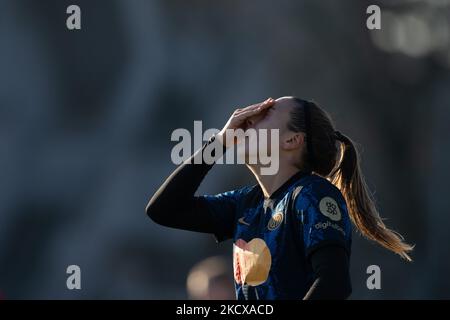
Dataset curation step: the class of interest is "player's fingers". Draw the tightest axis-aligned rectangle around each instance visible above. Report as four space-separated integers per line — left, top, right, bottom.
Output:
235 99 274 118
235 98 274 114
242 98 275 115
259 98 275 111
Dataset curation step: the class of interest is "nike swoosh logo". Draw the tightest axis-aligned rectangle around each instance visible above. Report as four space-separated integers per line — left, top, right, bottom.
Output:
238 217 250 226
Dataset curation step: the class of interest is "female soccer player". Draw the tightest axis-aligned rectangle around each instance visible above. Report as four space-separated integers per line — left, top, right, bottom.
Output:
146 96 413 300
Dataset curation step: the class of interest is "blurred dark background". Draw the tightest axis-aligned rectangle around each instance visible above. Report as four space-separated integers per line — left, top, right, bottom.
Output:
0 0 449 299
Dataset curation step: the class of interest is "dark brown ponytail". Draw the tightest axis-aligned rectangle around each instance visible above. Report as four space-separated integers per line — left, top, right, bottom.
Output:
288 97 413 261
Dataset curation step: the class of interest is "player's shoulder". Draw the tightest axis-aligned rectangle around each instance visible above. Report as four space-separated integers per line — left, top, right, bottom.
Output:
298 174 344 203
294 174 350 225
240 184 261 200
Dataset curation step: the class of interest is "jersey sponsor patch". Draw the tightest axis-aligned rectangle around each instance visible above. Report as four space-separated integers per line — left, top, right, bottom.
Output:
314 220 346 236
267 212 284 231
233 238 272 286
319 196 341 221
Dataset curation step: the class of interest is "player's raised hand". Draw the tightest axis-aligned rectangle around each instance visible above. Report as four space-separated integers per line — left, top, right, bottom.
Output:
217 98 275 147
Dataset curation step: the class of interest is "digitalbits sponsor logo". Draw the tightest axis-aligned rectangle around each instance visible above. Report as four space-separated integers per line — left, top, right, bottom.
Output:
319 197 342 221
314 221 346 236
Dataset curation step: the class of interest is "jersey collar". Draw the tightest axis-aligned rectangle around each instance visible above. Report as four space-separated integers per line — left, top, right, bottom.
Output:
260 169 312 200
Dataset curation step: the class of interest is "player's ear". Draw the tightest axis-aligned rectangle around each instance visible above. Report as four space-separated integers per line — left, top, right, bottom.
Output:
282 132 304 151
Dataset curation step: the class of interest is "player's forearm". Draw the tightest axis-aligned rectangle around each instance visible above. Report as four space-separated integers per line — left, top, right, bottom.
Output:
303 246 352 300
145 135 226 231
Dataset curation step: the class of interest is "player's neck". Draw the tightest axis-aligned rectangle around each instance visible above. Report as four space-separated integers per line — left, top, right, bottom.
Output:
247 162 300 199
